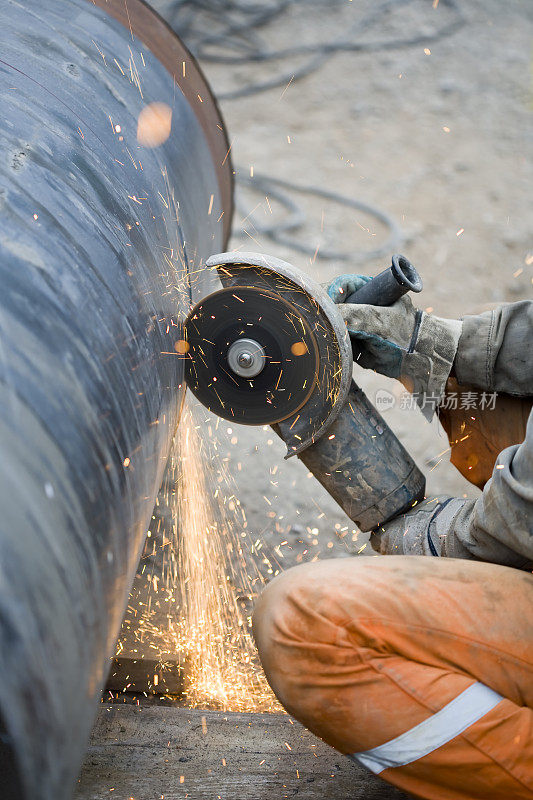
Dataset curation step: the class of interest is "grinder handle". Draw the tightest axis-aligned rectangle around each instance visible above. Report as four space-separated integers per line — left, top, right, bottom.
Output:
344 254 423 306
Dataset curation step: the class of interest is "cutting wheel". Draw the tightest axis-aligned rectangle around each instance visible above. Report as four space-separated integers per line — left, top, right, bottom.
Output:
181 286 319 425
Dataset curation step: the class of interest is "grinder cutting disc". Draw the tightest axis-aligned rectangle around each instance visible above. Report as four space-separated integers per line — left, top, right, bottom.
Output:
181 285 319 425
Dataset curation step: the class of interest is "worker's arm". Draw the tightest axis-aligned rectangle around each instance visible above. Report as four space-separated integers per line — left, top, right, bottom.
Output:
438 301 533 566
454 301 532 396
370 301 533 569
442 411 533 566
327 275 533 569
370 410 533 569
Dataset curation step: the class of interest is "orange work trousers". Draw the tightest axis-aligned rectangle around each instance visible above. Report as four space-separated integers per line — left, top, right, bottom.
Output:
253 556 533 799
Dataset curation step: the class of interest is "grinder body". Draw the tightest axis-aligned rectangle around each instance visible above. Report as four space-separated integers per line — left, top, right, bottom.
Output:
183 252 425 532
283 382 424 530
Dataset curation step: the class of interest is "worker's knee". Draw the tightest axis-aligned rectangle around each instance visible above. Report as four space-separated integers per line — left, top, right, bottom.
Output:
252 558 374 717
253 562 325 716
252 556 389 654
252 557 378 663
252 559 342 650
252 561 313 665
252 555 448 716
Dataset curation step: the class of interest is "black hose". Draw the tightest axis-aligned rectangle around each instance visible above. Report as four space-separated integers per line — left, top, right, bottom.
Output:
158 0 465 101
235 173 403 262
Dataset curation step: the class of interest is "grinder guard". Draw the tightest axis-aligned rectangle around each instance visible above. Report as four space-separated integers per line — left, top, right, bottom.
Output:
183 252 426 531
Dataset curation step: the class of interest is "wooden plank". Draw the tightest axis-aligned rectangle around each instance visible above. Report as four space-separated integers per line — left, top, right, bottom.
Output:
76 705 410 800
106 657 184 696
105 488 186 697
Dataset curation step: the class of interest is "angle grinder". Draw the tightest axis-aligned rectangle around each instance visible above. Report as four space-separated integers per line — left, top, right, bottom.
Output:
179 252 426 531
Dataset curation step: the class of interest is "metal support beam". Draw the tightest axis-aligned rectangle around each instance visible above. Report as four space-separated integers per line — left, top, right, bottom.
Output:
0 1 232 797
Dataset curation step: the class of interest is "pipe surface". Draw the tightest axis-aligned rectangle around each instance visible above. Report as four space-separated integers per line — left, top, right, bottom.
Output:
0 1 231 797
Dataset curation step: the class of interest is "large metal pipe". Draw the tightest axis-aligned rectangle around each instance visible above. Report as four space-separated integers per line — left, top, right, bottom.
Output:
0 1 232 797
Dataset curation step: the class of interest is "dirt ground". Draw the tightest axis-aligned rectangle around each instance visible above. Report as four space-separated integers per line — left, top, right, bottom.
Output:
185 0 532 567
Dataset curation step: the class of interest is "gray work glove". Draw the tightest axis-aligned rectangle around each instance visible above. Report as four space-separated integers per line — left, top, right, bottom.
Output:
370 496 469 557
327 274 463 420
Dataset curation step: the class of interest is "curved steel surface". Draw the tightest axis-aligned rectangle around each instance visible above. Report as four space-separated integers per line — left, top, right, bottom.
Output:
0 1 231 797
89 0 234 243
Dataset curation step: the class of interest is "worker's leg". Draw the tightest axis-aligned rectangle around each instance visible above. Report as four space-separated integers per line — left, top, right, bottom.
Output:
253 556 533 799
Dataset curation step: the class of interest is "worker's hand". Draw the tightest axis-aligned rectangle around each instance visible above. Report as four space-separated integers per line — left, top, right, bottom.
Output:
328 274 420 379
370 496 468 557
327 273 372 302
327 274 463 419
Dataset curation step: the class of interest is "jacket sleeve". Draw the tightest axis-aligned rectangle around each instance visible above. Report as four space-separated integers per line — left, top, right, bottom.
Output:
443 408 533 569
442 301 533 568
454 301 533 396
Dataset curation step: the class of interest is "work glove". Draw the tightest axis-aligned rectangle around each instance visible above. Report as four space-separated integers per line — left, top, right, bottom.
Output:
370 496 469 557
327 274 463 420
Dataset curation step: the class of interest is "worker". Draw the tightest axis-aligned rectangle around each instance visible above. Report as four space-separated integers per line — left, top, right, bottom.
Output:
252 276 533 800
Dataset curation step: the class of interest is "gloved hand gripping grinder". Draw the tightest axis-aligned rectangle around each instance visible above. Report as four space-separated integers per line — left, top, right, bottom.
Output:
181 252 425 531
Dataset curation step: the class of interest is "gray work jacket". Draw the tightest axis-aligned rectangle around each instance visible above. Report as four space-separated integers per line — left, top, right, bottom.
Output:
445 301 533 569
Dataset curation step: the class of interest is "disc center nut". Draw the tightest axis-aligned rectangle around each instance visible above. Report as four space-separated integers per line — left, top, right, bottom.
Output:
238 352 252 366
227 338 266 378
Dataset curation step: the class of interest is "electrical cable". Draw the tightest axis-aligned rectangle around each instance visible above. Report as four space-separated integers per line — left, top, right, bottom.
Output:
158 0 465 100
235 173 403 262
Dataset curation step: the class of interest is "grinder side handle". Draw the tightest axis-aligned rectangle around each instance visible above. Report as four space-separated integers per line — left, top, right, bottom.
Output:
345 254 423 306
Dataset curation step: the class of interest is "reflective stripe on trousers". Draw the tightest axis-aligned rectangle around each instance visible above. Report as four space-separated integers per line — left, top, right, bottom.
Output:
350 682 503 774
